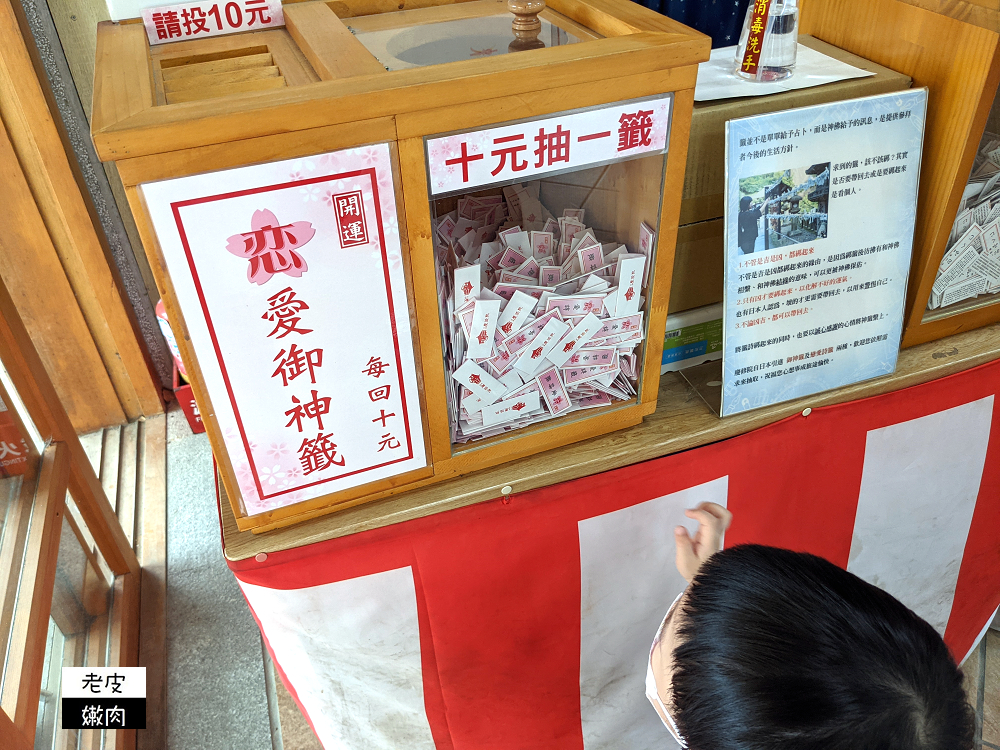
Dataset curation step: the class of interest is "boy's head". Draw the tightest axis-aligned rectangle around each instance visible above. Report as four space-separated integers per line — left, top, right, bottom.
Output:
740 196 753 211
671 544 974 750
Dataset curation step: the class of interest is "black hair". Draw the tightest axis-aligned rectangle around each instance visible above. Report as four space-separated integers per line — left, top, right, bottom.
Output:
671 544 975 750
740 196 753 211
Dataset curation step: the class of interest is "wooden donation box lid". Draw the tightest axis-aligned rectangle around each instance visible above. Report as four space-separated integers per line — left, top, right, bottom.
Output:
91 0 710 532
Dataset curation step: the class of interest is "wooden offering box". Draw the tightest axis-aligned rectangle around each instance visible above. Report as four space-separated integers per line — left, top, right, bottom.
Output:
92 0 709 532
797 0 1000 346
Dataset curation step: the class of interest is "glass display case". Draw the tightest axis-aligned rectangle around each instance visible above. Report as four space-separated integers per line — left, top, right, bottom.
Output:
93 0 709 530
350 3 587 71
428 134 667 446
923 84 1000 321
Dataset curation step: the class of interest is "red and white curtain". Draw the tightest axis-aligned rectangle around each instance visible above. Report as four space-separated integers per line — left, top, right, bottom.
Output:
228 359 1000 750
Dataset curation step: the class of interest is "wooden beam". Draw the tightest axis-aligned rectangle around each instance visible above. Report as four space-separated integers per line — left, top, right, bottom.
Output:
0 90 125 433
116 421 139 546
0 708 32 750
105 571 139 750
0 462 40 671
79 614 110 750
1 0 163 422
221 321 1000 554
284 1 386 80
136 413 166 750
43 0 165 310
0 270 139 576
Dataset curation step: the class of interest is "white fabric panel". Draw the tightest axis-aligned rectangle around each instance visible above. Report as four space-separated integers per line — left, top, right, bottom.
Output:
240 568 436 750
848 395 994 635
962 606 1000 665
578 476 729 750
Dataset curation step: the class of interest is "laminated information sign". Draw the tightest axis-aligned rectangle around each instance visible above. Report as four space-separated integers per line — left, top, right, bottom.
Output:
142 145 426 515
722 89 927 416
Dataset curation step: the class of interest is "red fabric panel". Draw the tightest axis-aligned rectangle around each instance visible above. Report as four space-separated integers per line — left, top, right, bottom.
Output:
943 362 1000 658
722 407 865 567
228 357 1000 747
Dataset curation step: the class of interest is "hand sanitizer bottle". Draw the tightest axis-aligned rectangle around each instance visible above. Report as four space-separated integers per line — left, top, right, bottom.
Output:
734 0 799 82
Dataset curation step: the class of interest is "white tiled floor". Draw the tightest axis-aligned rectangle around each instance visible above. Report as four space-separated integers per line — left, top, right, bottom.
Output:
982 630 1000 749
165 407 273 750
962 628 1000 750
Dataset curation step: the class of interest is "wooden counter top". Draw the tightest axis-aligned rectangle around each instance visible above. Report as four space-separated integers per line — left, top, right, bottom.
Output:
220 322 1000 560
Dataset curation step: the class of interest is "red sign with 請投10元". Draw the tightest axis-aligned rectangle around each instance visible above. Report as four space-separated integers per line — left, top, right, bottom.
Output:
141 0 284 45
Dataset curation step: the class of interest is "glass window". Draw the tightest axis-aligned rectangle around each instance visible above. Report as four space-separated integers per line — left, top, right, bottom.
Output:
0 366 113 750
34 501 113 750
924 83 1000 321
0 387 43 696
0 276 132 750
0 360 43 453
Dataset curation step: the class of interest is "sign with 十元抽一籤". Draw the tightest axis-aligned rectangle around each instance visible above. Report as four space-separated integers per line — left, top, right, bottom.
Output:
425 95 673 196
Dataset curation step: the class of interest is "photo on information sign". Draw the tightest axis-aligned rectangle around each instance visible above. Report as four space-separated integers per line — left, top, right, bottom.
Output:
737 163 831 253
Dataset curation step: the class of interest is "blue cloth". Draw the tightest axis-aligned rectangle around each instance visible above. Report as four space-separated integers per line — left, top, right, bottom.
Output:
635 0 752 48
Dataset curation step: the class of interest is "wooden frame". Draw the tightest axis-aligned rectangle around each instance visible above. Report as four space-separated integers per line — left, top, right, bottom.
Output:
90 1 706 161
0 267 139 576
799 0 1000 346
94 0 709 532
0 443 71 734
0 443 140 750
0 267 141 750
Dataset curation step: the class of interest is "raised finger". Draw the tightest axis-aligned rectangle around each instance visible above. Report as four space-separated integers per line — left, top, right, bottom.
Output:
675 526 697 578
685 507 726 533
696 502 732 527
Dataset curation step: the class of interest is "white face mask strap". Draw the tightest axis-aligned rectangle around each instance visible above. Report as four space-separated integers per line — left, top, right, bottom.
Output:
647 589 689 747
664 704 686 748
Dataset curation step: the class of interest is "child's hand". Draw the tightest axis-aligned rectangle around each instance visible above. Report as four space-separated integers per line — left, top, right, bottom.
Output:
675 502 733 582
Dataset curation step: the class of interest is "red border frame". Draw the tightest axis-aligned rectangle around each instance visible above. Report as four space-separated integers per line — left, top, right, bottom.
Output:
170 167 417 501
332 189 369 248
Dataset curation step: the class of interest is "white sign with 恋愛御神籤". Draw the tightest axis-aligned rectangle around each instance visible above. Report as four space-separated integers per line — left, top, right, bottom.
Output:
141 145 426 515
425 95 673 196
140 0 284 45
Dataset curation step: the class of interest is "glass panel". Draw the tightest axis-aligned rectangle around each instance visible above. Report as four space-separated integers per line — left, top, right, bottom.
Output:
35 510 113 750
430 126 667 446
924 83 1000 321
33 620 61 750
352 13 581 71
0 385 43 695
0 360 43 453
